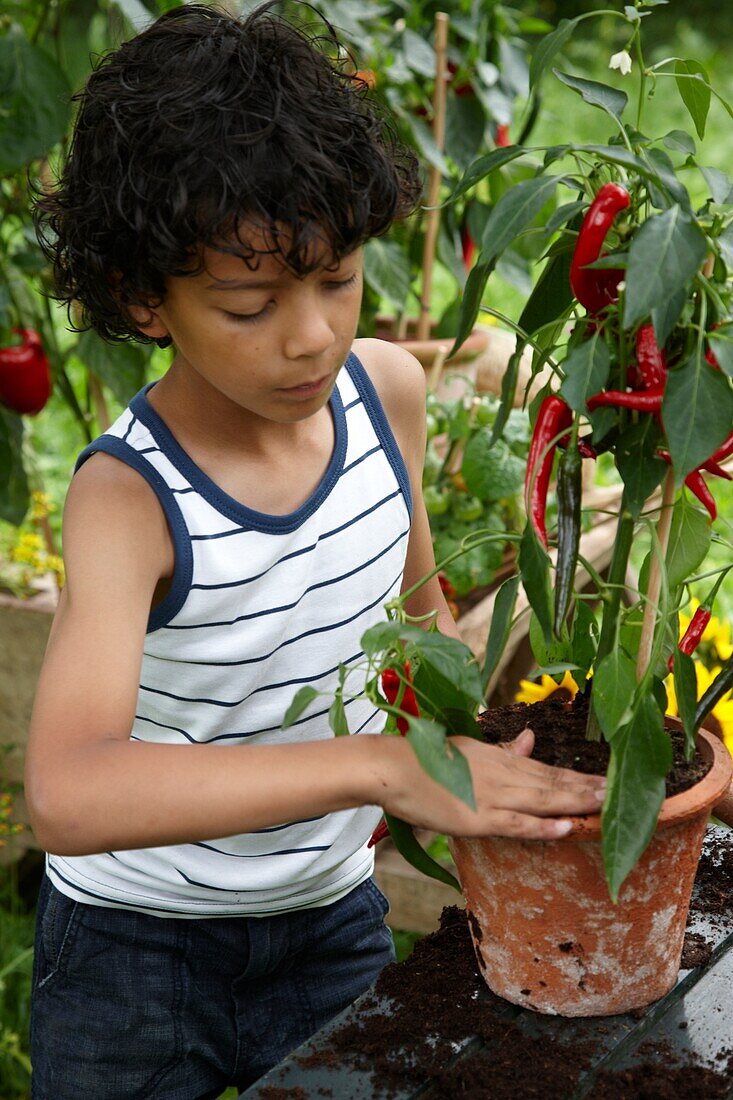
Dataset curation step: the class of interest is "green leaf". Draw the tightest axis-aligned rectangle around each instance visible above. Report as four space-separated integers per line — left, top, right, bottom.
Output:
481 575 520 692
485 339 523 449
328 692 349 737
73 330 148 407
663 351 733 483
0 407 29 526
553 69 628 123
651 288 687 348
407 115 452 176
529 17 580 90
402 28 437 78
559 331 611 413
447 146 528 206
529 612 572 669
462 433 526 501
282 686 318 728
707 325 733 378
544 200 586 236
601 695 671 901
406 717 476 809
480 175 564 265
517 222 581 339
699 166 733 205
385 813 461 891
360 621 408 657
623 206 707 330
665 494 712 589
672 649 697 756
445 94 487 171
571 600 598 684
717 224 733 271
0 27 72 174
447 260 493 359
413 633 484 707
363 238 413 312
674 59 711 140
592 650 637 738
615 420 667 518
518 522 553 646
662 129 696 154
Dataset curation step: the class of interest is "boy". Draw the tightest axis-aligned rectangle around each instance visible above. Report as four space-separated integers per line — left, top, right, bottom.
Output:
26 3 606 1096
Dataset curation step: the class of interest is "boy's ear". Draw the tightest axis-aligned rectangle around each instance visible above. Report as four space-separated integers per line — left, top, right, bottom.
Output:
126 302 171 345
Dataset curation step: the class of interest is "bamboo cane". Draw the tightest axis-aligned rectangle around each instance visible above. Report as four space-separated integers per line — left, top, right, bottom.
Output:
635 468 675 682
416 12 449 342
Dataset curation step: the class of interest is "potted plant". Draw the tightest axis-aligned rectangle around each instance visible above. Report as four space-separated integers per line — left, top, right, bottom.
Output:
283 0 733 1018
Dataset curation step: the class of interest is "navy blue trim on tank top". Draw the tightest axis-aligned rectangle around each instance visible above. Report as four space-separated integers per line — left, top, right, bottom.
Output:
344 353 413 519
128 370 348 534
72 436 194 634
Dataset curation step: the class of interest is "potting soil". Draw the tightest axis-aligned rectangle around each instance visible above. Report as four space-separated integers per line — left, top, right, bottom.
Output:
292 702 732 1098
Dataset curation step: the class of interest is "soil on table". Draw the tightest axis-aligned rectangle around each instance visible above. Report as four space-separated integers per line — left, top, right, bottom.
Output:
293 706 732 1097
476 691 712 796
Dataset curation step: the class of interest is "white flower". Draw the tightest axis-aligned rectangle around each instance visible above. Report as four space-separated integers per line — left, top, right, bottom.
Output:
609 50 633 76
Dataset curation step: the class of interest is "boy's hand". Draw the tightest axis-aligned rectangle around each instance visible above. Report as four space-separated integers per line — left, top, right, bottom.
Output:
377 728 606 841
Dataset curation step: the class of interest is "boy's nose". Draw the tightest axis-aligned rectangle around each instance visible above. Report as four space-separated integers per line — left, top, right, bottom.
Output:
283 302 337 360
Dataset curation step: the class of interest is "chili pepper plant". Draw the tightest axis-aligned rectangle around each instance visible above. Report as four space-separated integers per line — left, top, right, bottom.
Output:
283 0 733 903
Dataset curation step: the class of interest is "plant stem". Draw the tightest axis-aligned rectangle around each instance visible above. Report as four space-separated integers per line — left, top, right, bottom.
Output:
586 496 635 741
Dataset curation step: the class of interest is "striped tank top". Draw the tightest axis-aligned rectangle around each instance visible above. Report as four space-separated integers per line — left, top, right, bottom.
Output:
46 349 412 917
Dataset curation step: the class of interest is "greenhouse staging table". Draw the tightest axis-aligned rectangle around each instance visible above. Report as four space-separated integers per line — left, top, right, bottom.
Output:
240 825 733 1099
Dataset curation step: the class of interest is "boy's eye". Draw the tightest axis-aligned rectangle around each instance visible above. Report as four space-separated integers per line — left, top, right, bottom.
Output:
225 272 359 325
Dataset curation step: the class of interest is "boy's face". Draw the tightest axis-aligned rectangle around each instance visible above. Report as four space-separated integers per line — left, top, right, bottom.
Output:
133 223 364 427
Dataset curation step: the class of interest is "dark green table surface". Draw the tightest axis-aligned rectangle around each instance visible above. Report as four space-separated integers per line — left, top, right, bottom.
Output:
241 825 733 1099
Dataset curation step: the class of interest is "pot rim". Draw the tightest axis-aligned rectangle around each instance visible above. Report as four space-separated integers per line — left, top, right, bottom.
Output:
373 319 490 362
562 722 733 841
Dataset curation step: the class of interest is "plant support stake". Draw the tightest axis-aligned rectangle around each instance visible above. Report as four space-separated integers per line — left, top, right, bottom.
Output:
636 469 676 683
416 10 449 342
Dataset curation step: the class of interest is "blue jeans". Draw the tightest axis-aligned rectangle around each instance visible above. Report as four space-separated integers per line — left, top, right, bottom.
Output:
30 871 395 1098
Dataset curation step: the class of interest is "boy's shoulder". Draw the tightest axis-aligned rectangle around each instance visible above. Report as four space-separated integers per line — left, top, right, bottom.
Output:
65 449 174 580
351 337 426 417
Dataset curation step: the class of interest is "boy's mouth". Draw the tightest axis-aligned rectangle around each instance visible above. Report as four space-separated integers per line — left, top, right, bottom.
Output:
278 373 331 398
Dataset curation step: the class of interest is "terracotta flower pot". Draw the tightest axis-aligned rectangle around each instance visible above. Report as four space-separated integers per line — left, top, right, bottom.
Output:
448 722 733 1018
374 315 490 370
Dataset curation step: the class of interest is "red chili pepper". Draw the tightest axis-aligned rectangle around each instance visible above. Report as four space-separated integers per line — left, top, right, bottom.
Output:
569 183 631 315
461 223 476 271
525 395 573 549
634 324 667 391
685 469 717 520
700 459 732 480
367 819 390 848
657 450 720 521
0 328 52 416
370 662 421 848
667 568 730 673
667 607 711 673
558 431 597 459
380 662 420 735
495 123 511 147
586 389 663 414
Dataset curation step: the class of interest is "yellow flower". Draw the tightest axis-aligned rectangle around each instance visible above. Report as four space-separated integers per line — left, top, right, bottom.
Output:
666 665 733 756
515 669 580 704
30 491 54 520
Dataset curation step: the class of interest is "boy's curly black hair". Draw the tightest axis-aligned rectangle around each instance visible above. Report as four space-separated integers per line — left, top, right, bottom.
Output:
32 1 424 346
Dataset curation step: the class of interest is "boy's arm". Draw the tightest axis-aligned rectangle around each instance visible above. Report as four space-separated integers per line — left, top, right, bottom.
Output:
25 444 605 858
356 339 461 640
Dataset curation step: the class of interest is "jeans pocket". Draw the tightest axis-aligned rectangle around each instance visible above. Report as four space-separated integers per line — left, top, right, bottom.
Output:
36 881 81 992
362 875 391 921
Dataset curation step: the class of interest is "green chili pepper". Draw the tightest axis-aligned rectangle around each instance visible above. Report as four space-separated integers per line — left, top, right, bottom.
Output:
695 656 733 735
384 812 461 892
554 438 582 638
